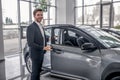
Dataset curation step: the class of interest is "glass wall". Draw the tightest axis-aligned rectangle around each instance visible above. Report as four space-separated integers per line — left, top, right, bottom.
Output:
75 0 101 26
2 0 56 56
84 5 100 25
76 0 82 6
2 0 56 79
75 0 120 28
76 8 82 25
113 2 120 27
50 6 55 24
2 0 19 56
20 1 29 25
84 0 101 5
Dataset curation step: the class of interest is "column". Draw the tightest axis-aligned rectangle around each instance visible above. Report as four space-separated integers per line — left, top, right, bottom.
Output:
0 0 6 80
0 0 4 60
56 0 75 24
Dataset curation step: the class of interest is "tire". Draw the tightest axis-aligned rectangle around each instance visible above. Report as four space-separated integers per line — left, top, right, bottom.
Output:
108 75 120 80
25 55 32 73
105 73 120 80
109 76 120 80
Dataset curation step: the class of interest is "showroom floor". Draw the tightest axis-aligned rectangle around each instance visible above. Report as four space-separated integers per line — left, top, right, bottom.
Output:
4 54 74 80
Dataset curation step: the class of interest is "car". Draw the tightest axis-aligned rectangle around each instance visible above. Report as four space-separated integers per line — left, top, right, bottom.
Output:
23 24 120 80
102 28 120 39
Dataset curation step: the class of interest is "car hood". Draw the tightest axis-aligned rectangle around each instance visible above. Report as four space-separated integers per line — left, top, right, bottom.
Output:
101 48 120 71
102 48 120 62
111 47 120 54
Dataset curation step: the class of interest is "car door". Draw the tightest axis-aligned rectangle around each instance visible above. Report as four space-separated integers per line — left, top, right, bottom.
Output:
51 27 101 80
42 27 51 70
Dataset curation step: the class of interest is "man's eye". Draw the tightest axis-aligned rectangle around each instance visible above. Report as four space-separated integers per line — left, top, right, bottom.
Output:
37 14 43 16
40 14 43 16
37 14 40 16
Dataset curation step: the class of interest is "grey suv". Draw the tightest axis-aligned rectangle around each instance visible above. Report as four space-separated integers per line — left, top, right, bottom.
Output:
24 24 120 80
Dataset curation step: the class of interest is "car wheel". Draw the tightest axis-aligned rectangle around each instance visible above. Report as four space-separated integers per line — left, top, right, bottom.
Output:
110 76 120 80
25 55 32 73
105 74 120 80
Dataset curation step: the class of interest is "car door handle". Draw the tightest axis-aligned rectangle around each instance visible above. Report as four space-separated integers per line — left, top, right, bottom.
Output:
53 49 63 54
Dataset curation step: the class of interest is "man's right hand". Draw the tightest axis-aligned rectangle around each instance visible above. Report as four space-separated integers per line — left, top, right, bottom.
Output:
43 46 52 51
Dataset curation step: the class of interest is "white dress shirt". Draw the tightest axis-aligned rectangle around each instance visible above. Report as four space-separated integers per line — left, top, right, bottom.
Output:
35 21 45 47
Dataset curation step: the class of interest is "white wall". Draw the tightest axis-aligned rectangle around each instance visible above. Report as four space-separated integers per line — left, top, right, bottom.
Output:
56 0 75 24
0 0 4 60
0 1 6 80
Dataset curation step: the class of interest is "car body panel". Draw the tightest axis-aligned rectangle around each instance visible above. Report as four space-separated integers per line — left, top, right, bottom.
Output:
51 44 101 80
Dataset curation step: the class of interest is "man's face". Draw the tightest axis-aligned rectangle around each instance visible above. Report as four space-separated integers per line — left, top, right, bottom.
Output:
34 11 43 23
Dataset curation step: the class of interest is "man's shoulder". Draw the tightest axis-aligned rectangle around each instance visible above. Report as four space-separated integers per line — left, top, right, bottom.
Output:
28 22 36 28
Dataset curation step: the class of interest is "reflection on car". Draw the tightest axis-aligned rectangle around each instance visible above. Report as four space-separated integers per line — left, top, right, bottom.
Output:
102 28 120 39
23 24 120 80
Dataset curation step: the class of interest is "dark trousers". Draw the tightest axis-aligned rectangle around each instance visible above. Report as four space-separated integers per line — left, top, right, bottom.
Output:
31 53 44 80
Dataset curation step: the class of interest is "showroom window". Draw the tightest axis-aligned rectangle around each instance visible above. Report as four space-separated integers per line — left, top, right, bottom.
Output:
75 7 82 25
2 0 20 57
75 0 120 28
102 0 112 3
84 5 100 25
84 0 101 5
113 0 120 1
50 6 56 24
2 0 56 56
76 0 82 6
20 1 29 25
113 2 120 27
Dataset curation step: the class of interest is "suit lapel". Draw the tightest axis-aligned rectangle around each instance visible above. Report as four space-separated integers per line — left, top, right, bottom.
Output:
33 22 39 30
33 22 47 45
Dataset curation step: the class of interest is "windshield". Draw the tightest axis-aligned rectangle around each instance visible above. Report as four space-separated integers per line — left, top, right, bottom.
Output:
83 27 120 48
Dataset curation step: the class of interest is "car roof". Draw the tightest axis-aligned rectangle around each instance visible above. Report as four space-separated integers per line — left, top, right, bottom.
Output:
102 28 120 35
102 28 120 31
110 28 120 32
45 24 94 30
45 24 75 28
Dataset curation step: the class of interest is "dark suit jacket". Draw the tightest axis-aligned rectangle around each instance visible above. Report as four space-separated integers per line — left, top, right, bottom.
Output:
27 22 48 59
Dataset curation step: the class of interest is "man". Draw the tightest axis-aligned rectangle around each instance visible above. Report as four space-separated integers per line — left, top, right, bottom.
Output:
27 8 51 80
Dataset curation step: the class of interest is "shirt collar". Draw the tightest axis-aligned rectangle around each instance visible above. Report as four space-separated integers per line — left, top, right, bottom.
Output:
35 21 40 26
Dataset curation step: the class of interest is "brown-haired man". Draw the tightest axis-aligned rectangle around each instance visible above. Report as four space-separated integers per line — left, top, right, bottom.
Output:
27 8 51 80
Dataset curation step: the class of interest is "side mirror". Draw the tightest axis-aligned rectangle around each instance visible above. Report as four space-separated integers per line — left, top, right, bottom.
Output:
81 43 97 51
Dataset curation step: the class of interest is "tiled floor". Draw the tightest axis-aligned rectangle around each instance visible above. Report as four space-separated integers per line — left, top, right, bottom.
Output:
4 54 66 80
5 55 21 79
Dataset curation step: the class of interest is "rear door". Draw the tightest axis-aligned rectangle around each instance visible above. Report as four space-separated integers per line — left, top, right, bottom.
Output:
51 27 101 80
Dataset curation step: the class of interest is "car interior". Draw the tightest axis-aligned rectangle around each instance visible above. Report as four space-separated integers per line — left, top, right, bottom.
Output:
62 30 89 47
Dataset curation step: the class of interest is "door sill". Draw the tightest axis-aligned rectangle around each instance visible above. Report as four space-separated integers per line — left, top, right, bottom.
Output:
50 71 89 80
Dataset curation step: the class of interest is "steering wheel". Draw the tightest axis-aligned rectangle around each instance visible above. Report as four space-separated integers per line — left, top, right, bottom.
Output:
76 37 85 47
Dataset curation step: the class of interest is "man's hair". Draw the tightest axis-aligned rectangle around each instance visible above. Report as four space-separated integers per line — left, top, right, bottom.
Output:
33 8 43 16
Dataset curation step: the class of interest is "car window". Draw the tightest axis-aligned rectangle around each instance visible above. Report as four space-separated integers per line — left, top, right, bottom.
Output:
86 28 120 48
45 28 51 37
62 29 89 48
68 31 76 37
45 28 51 44
52 28 61 44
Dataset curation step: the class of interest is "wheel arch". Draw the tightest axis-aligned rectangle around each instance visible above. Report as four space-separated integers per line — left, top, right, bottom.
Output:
101 62 120 80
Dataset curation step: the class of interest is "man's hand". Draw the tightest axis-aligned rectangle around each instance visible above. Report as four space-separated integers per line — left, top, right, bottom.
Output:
43 45 52 51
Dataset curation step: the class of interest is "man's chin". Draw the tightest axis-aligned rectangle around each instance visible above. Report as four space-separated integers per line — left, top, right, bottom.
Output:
37 20 41 23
